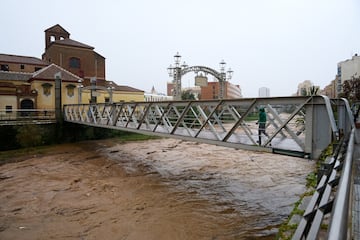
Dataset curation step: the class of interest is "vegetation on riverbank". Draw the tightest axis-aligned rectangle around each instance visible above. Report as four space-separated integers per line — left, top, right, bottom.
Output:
0 122 160 152
275 143 334 239
0 130 159 166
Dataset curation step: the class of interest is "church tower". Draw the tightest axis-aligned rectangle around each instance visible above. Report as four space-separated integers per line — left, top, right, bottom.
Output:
44 24 70 49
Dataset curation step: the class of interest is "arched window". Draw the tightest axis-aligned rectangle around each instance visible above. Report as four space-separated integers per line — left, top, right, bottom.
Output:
50 35 56 42
69 57 80 69
41 83 53 96
66 84 76 97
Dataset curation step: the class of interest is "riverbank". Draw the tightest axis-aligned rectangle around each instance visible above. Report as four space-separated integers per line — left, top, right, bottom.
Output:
0 138 315 239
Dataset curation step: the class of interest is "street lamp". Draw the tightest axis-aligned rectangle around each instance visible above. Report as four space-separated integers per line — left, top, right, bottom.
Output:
90 77 96 104
167 52 188 100
167 53 233 100
107 82 115 104
227 68 234 79
77 79 83 104
218 60 234 99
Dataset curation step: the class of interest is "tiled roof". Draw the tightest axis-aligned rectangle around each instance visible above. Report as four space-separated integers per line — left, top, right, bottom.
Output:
51 38 94 50
0 54 48 66
0 71 32 81
116 85 144 92
44 24 70 35
105 81 144 92
31 64 82 82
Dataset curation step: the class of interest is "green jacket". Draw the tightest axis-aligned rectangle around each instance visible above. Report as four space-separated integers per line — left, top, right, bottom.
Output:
259 108 266 124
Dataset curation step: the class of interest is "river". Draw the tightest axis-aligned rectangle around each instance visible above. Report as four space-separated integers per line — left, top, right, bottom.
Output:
0 138 315 239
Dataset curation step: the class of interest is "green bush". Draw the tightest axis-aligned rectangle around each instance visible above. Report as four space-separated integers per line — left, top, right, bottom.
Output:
15 125 43 148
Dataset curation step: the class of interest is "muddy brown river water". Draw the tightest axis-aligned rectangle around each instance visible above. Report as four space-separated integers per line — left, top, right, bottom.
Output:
0 138 315 240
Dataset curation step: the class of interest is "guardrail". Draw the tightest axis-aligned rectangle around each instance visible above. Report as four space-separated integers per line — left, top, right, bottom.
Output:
292 128 356 239
0 109 56 126
327 127 355 240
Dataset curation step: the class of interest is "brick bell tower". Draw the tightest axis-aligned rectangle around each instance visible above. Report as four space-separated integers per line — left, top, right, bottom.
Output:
44 24 70 49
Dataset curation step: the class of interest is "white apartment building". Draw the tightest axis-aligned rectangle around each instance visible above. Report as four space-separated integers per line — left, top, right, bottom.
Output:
337 54 360 95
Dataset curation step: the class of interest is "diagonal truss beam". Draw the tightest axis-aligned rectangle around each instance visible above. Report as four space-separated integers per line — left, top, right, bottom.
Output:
63 96 348 159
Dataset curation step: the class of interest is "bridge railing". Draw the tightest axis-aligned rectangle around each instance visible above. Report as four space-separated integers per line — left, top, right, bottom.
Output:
0 109 56 126
63 96 351 159
327 128 355 239
292 127 356 240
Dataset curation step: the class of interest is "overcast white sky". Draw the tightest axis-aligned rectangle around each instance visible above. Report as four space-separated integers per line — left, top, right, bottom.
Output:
1 0 359 97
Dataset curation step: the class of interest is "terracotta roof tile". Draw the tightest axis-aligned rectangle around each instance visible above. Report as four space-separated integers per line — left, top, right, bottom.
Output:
0 54 48 66
116 85 144 92
31 64 82 82
105 81 144 92
44 24 70 35
51 39 94 49
0 71 32 81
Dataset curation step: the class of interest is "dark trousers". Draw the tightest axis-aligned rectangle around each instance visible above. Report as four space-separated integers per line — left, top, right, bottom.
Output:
258 123 268 145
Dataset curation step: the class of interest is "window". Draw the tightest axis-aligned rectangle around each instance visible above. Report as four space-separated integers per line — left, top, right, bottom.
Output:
35 67 42 71
1 64 9 71
337 66 341 76
20 64 25 70
66 84 76 97
5 106 12 113
69 57 80 68
41 83 53 96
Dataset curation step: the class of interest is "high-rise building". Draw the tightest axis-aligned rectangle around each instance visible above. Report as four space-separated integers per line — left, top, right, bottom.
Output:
336 54 360 95
258 87 270 97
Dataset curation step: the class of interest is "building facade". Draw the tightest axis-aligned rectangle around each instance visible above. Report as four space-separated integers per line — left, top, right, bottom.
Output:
336 54 360 95
321 79 337 98
0 54 48 73
200 81 242 100
0 64 82 111
0 24 145 113
42 24 106 83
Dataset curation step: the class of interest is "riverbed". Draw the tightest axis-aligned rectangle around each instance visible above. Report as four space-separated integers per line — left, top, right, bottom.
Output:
0 138 315 239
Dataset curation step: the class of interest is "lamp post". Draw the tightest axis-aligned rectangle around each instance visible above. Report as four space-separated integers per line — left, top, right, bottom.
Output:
107 82 115 104
167 53 233 100
77 79 83 104
219 60 234 99
90 77 96 104
167 52 188 100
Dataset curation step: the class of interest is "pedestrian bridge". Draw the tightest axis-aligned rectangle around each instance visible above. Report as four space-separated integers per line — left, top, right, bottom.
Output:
1 95 359 238
63 96 354 159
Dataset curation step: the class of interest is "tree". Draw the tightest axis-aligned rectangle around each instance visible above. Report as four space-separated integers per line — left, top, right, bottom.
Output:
181 90 196 100
341 76 360 103
308 86 319 96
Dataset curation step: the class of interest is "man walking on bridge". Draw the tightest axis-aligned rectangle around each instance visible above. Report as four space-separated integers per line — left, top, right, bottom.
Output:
257 107 269 146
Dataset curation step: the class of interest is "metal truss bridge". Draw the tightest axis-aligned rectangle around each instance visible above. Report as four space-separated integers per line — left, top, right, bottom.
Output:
63 96 354 159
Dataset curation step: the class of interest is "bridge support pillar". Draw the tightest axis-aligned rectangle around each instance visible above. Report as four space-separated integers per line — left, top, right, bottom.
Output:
305 102 333 159
337 98 354 137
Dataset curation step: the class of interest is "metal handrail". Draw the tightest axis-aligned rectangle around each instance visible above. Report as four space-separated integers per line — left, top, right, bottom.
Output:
328 127 355 240
0 109 56 125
